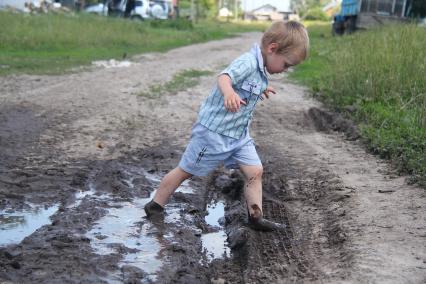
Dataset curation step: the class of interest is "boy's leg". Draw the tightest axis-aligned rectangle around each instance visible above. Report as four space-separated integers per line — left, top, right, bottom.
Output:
239 164 286 231
239 164 263 217
145 167 192 219
153 167 193 206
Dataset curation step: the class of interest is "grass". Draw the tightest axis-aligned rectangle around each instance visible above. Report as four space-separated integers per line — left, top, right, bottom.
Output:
0 11 267 76
291 23 426 186
138 69 213 98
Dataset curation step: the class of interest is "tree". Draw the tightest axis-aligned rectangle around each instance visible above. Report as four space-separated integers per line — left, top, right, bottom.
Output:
291 0 326 17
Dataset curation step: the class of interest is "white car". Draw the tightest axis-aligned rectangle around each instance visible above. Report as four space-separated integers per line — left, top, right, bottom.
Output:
84 3 108 16
124 0 170 20
104 0 170 20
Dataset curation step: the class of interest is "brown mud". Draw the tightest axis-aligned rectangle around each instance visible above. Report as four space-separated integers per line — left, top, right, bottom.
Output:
0 33 425 283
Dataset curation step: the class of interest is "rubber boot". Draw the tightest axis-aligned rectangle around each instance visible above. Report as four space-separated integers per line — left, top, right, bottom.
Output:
247 204 286 232
144 200 164 221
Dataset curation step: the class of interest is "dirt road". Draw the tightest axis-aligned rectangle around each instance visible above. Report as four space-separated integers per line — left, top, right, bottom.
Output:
0 33 425 283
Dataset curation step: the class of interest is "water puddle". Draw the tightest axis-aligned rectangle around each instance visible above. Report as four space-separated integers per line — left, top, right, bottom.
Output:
201 200 230 261
68 184 98 209
0 204 59 246
86 168 197 281
86 190 164 281
92 59 133 68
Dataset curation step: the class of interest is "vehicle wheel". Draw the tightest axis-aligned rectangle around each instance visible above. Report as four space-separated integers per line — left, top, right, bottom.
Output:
332 22 344 36
345 16 357 34
151 4 165 19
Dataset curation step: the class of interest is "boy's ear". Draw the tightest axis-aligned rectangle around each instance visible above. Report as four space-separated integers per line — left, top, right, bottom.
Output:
267 43 279 54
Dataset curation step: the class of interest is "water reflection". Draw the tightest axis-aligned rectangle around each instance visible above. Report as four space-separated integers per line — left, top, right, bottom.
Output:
0 204 59 246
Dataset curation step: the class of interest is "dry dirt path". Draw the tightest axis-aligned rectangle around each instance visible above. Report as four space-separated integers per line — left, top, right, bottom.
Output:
0 33 425 283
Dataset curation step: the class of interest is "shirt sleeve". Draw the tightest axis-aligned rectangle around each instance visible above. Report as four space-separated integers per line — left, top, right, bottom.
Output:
219 53 256 86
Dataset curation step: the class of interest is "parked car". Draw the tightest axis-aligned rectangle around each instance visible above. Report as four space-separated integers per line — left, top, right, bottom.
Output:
105 0 170 20
84 3 108 16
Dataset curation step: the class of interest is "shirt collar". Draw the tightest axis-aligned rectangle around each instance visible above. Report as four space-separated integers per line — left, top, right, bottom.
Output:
250 43 267 77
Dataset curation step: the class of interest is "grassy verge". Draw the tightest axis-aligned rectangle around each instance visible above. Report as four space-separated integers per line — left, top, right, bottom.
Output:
0 12 267 76
291 23 426 186
138 69 213 98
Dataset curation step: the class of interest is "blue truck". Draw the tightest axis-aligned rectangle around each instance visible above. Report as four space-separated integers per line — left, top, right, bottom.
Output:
332 0 410 35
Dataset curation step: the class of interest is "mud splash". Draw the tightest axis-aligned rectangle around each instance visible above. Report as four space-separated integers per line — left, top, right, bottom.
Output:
0 204 59 246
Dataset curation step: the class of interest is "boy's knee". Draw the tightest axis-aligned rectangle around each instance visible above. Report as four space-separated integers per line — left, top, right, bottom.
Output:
245 166 263 182
253 166 263 178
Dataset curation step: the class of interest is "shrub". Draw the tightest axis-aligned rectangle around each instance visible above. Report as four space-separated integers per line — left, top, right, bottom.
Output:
304 7 329 21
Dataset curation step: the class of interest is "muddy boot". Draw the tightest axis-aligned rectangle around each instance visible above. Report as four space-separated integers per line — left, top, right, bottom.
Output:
247 204 286 232
144 200 164 221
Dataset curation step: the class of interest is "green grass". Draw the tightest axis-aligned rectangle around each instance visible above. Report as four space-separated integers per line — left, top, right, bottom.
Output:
138 69 213 98
291 23 426 186
0 12 267 76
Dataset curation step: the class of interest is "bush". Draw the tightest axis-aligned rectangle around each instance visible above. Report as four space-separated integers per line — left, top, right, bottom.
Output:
304 7 329 21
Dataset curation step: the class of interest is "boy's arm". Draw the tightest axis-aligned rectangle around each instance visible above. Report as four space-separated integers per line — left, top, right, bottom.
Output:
217 74 246 113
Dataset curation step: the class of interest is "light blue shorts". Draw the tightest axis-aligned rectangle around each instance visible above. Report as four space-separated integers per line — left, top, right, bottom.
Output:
178 123 262 177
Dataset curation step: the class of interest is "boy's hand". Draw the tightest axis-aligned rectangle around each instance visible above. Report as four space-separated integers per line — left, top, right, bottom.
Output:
224 92 246 112
263 86 276 99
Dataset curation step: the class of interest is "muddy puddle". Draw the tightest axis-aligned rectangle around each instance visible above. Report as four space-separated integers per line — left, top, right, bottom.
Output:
202 200 230 261
83 167 232 281
0 161 233 282
86 189 165 282
0 203 59 246
82 168 210 281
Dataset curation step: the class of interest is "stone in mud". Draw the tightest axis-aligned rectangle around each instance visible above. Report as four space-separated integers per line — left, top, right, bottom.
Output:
95 234 108 240
108 243 140 254
218 217 225 226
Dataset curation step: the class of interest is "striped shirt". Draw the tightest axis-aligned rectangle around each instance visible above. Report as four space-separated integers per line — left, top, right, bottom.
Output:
198 43 268 139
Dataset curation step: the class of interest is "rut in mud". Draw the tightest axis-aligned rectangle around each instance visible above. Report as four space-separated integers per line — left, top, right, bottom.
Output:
0 33 425 283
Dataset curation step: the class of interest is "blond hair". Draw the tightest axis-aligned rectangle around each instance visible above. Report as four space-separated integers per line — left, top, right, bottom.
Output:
261 21 309 60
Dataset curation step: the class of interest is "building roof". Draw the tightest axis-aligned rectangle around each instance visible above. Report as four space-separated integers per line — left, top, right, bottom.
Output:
252 4 277 13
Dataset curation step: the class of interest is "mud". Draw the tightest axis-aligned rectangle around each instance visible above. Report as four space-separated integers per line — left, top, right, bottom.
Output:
1 33 425 283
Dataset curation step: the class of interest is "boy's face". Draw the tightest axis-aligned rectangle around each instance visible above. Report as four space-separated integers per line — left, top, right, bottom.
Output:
264 43 304 74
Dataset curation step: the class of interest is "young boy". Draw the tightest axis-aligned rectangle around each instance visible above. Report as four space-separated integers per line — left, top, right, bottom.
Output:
145 21 309 231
